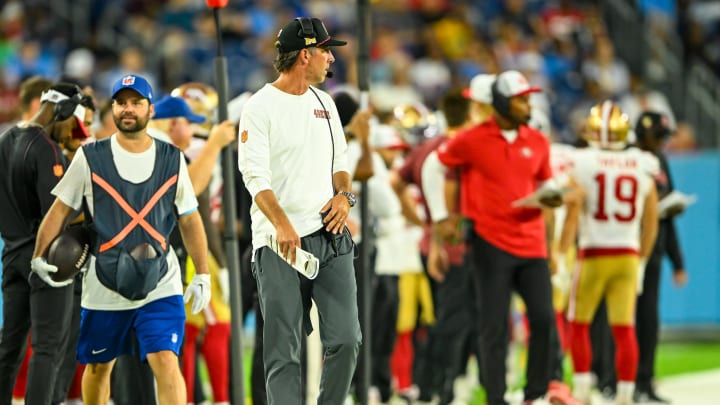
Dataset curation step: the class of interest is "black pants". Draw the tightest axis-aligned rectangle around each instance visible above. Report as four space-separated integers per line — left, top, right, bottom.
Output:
370 274 399 401
352 245 399 403
0 246 74 405
416 258 477 404
549 321 565 383
52 278 82 404
471 235 554 405
635 253 663 390
244 241 268 405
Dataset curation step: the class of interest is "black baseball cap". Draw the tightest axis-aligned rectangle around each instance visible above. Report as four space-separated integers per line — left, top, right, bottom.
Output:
275 17 347 53
635 111 671 141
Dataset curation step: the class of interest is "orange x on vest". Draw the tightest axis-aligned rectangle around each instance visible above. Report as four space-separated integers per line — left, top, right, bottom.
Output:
92 172 178 253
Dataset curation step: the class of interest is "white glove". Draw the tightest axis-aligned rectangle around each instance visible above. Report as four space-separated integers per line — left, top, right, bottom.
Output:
551 254 571 294
184 273 211 314
637 257 648 295
30 257 73 288
217 267 230 304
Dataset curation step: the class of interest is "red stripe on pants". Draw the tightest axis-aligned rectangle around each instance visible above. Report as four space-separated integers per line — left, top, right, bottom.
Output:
391 331 414 390
569 322 591 373
612 325 638 381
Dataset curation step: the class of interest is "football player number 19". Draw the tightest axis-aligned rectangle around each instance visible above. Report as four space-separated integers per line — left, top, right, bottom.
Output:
593 173 638 222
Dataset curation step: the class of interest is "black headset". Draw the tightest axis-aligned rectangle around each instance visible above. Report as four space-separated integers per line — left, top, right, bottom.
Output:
490 79 511 118
296 17 316 39
53 85 85 122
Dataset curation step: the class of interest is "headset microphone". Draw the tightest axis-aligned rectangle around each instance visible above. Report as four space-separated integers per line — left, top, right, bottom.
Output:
326 71 334 79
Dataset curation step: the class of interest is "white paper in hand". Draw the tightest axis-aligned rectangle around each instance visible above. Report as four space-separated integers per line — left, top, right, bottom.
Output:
658 191 697 218
265 234 320 279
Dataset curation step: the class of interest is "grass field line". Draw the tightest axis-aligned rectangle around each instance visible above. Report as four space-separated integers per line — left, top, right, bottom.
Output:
655 368 720 405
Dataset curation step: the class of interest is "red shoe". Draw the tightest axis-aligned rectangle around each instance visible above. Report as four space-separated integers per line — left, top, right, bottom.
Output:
547 381 583 405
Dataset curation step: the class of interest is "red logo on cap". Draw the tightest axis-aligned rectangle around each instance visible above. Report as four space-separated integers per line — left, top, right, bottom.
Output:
122 76 136 85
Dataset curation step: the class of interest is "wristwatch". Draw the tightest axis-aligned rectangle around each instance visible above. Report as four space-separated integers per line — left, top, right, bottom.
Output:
337 191 357 207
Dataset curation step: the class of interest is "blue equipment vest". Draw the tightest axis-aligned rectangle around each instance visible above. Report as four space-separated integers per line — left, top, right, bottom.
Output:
84 138 180 300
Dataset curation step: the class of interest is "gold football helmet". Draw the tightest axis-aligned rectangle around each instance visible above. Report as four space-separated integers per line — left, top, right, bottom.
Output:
392 102 443 144
171 82 218 135
585 100 630 150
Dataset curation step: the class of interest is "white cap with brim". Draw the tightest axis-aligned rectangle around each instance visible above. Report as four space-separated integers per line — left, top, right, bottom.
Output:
463 73 496 104
371 124 409 150
494 70 542 98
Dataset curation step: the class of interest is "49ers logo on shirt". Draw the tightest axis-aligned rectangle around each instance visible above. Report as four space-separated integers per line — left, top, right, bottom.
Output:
314 109 330 119
241 130 248 143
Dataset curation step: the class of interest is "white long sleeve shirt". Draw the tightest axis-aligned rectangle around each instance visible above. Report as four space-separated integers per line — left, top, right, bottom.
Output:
238 83 349 253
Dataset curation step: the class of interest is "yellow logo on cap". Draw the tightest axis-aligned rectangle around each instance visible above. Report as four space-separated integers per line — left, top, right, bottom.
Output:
305 37 317 46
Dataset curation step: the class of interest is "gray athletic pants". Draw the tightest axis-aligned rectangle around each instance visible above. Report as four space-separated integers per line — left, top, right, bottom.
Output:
253 227 361 405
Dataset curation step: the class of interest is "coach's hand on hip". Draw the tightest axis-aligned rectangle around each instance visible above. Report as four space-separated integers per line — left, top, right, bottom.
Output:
320 193 352 234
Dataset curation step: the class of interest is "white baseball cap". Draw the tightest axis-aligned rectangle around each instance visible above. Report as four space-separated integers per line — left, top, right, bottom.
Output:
462 73 496 104
371 124 408 150
494 70 542 98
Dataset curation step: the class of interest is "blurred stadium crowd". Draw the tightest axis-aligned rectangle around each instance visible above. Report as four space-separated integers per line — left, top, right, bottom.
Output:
0 0 718 149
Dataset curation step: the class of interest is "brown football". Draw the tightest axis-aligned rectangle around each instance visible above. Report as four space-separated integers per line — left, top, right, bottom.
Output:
46 227 91 282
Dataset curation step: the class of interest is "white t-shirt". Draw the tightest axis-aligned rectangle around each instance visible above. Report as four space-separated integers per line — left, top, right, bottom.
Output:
570 147 658 251
238 84 349 253
550 143 576 241
52 135 198 310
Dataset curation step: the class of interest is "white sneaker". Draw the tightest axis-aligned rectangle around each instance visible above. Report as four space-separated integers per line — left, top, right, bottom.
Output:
368 386 383 405
615 381 635 405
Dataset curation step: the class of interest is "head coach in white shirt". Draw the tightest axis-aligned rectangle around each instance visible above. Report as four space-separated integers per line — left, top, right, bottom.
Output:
237 16 361 405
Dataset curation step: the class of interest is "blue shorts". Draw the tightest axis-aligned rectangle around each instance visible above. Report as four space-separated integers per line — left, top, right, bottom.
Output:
77 295 185 364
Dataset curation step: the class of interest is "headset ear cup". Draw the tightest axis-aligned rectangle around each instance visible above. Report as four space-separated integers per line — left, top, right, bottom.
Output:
54 93 83 122
295 17 315 38
55 99 76 121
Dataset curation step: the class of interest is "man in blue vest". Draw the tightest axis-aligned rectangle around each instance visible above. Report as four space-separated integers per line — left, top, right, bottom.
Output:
30 74 211 405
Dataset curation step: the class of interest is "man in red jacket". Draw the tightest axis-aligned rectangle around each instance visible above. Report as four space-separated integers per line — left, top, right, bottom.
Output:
437 70 562 405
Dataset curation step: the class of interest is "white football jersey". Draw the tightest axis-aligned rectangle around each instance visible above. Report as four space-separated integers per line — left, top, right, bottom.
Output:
551 143 576 187
571 147 658 252
550 143 576 241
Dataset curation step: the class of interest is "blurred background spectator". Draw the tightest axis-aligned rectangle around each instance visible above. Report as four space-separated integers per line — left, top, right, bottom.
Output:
0 0 719 146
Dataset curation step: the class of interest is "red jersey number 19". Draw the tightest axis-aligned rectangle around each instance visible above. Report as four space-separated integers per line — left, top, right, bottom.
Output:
593 173 638 222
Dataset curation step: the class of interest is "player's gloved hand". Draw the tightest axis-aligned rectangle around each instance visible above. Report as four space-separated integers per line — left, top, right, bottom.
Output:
217 267 230 304
551 253 571 294
30 257 73 288
184 273 212 314
637 257 648 295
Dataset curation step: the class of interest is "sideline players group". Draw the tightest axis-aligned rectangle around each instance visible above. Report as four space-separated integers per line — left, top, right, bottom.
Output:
0 14 688 405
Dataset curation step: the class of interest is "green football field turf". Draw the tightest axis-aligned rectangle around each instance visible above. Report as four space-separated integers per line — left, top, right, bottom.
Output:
465 342 720 405
201 341 720 403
